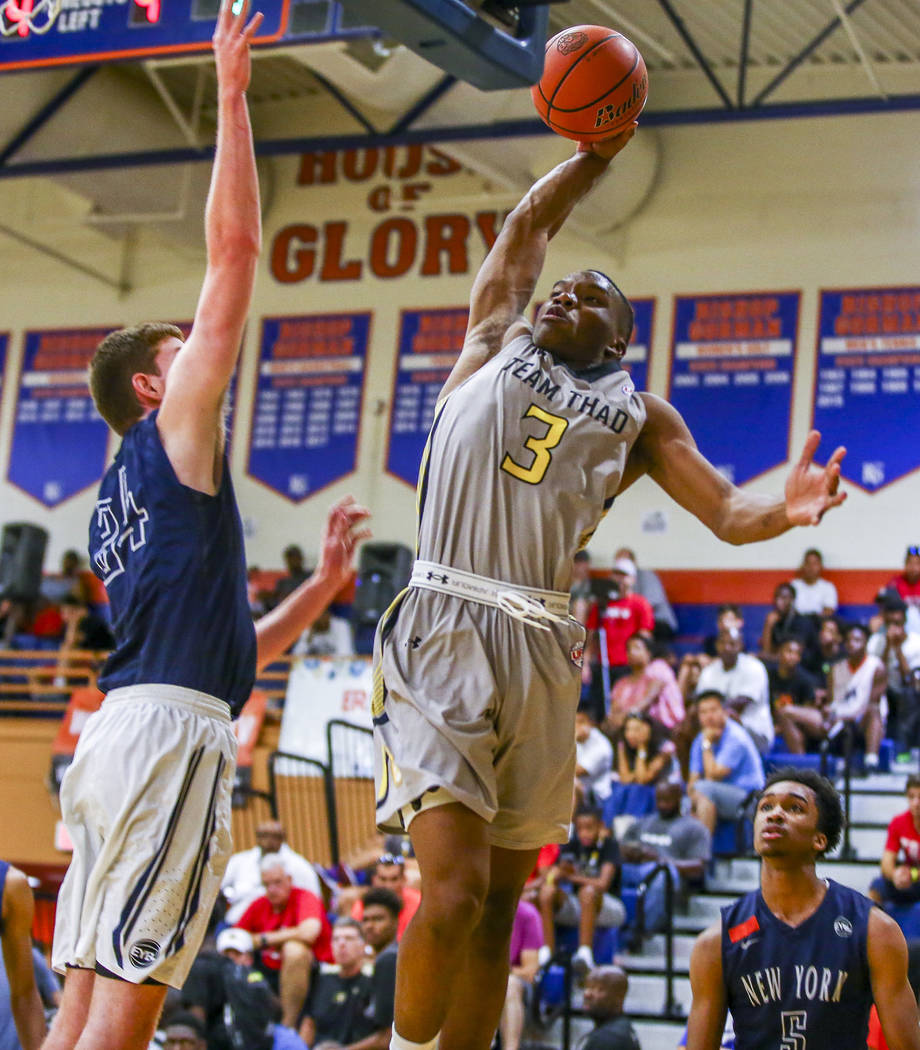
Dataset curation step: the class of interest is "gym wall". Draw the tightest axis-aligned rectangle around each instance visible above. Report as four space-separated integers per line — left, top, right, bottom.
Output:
0 110 917 573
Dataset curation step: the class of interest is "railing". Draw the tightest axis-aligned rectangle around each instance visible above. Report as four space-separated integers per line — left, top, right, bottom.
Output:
821 722 857 859
268 750 337 867
326 719 377 869
0 647 105 714
635 862 681 1018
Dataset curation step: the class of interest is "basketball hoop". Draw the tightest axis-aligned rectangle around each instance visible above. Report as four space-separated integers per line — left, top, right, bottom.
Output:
0 0 62 37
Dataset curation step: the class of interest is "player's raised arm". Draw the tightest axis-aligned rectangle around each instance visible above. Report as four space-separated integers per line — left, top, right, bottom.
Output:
157 0 264 484
254 496 371 670
439 126 636 401
868 908 920 1050
619 394 847 545
686 924 728 1050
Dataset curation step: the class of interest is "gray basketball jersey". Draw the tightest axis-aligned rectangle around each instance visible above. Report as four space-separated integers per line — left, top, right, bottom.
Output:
416 334 647 592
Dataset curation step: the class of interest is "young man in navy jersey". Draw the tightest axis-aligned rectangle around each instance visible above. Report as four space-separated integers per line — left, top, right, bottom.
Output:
42 5 369 1050
687 768 920 1050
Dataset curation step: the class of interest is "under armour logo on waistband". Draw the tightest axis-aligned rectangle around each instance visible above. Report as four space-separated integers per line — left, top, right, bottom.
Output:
426 571 449 583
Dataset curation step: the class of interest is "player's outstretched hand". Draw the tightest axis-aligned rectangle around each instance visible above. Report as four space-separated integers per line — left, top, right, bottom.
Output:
577 121 638 161
213 0 263 94
784 430 847 527
315 495 372 590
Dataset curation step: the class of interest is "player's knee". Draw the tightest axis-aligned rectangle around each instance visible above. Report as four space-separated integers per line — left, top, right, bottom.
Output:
281 939 312 965
422 869 488 934
578 883 599 904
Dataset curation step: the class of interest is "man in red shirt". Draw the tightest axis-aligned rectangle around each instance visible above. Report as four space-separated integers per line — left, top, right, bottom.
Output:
586 559 654 707
351 854 421 940
236 853 332 1029
870 775 920 907
889 546 920 634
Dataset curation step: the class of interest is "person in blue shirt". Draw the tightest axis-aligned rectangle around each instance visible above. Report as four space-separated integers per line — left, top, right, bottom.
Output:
686 767 920 1050
687 690 765 836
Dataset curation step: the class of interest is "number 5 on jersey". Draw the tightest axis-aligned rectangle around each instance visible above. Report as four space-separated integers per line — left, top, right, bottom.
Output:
501 404 569 485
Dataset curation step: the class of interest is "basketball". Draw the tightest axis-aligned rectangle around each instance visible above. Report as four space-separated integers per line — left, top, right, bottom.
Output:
531 25 648 142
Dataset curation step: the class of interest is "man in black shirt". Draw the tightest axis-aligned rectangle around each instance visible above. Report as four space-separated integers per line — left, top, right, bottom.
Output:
769 639 822 754
298 919 391 1050
581 965 640 1050
536 805 625 976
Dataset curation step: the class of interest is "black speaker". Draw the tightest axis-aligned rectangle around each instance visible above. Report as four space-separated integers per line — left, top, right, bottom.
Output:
353 543 414 626
0 523 49 602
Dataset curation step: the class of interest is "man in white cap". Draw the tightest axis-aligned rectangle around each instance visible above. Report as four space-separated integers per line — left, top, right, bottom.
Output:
585 557 655 707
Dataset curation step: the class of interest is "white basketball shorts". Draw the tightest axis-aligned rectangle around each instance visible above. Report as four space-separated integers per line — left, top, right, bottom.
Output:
52 684 238 988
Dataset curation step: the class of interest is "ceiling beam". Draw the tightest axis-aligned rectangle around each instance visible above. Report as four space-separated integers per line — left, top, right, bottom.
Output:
750 0 871 107
0 66 98 167
737 0 753 108
3 91 920 177
654 0 734 110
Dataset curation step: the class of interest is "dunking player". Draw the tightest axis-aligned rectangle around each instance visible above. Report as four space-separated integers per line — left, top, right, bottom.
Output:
372 126 848 1050
42 6 369 1050
687 768 920 1050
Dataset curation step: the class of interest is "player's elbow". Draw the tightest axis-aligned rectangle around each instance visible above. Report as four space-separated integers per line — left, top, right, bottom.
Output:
210 231 261 266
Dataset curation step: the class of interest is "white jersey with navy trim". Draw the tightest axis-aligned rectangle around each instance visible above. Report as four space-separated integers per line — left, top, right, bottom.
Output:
415 335 646 592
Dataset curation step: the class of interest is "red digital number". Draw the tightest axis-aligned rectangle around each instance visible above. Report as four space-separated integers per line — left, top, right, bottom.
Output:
5 0 36 38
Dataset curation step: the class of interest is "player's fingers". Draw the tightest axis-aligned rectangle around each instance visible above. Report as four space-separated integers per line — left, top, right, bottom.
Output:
243 9 263 38
348 528 373 549
797 429 821 468
231 0 249 32
828 444 846 468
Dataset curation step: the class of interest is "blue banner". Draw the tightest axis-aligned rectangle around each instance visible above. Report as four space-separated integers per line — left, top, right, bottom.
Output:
813 287 920 492
7 327 113 507
624 297 654 391
385 307 466 489
668 292 800 485
0 334 7 417
247 313 370 501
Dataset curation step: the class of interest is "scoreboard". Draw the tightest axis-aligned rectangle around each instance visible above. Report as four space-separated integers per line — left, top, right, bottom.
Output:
0 0 374 71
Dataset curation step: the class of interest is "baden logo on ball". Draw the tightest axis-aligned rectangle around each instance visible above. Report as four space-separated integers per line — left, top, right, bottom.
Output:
531 24 649 143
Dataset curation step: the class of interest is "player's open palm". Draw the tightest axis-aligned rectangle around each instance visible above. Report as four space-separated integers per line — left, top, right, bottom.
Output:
785 430 847 526
213 0 263 94
317 496 372 590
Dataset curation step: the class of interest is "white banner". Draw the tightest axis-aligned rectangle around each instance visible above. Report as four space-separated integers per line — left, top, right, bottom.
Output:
278 657 374 775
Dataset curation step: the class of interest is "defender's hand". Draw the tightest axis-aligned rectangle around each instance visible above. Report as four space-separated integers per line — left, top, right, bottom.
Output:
213 0 263 95
315 496 372 592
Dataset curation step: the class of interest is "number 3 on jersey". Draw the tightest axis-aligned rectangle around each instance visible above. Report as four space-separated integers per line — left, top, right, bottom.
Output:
501 404 569 485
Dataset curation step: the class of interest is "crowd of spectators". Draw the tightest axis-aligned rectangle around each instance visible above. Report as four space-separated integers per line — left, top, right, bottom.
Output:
6 544 920 1050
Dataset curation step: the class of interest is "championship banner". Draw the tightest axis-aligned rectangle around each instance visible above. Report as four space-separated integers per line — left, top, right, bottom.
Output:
668 292 800 485
279 658 373 772
385 307 467 488
813 287 920 491
247 313 370 501
623 297 654 390
7 327 114 507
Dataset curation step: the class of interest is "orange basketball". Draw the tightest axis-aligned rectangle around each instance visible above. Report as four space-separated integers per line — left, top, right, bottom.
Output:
531 25 648 142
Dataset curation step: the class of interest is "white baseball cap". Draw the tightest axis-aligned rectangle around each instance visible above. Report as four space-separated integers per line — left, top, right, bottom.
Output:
611 558 637 578
216 928 254 955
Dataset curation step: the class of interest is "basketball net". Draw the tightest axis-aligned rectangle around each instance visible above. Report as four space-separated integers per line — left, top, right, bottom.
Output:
0 0 62 37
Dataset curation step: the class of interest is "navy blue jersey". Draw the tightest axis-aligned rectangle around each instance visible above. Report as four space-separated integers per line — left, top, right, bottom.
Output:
721 880 874 1050
89 412 256 713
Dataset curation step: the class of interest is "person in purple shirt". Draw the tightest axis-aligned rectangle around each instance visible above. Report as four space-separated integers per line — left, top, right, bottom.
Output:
498 899 543 1050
